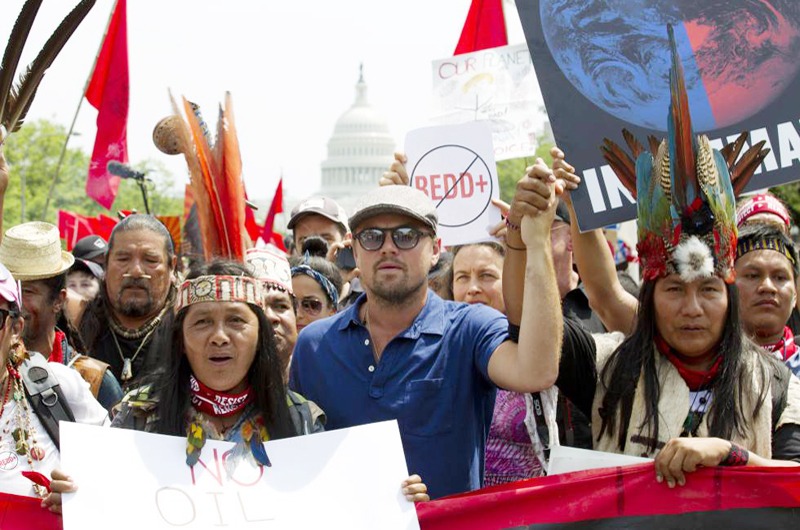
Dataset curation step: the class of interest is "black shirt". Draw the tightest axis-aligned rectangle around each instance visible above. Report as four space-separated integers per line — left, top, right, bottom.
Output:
90 329 160 390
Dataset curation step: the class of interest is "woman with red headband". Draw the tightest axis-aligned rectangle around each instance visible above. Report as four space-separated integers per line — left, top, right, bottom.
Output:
42 261 429 513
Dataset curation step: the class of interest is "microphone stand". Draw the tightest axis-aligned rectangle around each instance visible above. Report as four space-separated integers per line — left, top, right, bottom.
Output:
137 176 151 215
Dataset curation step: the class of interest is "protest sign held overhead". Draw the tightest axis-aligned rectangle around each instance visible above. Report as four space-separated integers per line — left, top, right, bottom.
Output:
405 122 501 246
517 0 800 230
431 43 545 161
60 421 419 530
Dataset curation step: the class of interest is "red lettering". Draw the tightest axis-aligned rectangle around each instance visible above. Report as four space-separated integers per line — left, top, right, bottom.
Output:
438 62 457 79
222 450 265 487
475 174 489 193
430 174 442 200
459 172 474 198
443 174 457 199
190 448 224 487
415 175 429 197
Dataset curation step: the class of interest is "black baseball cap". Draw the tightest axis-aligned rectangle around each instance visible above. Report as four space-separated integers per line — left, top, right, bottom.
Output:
70 258 104 279
72 235 108 260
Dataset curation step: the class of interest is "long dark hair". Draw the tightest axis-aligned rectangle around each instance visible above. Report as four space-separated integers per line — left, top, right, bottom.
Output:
598 279 770 452
151 260 295 440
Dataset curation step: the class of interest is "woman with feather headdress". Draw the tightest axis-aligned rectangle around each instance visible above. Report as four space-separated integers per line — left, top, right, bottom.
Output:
502 25 800 488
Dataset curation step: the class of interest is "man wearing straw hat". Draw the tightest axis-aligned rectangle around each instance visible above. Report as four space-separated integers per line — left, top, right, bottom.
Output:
0 222 123 410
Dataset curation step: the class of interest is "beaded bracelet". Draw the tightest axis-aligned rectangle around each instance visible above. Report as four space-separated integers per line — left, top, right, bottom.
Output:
505 216 521 232
720 443 749 466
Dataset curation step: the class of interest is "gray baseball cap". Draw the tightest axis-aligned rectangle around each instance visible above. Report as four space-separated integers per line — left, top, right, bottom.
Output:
287 196 349 233
349 186 438 234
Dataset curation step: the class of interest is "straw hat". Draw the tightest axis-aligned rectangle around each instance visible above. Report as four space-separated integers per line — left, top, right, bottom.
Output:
0 222 75 281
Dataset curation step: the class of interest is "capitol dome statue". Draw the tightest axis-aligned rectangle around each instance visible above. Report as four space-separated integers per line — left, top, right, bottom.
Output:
319 65 396 214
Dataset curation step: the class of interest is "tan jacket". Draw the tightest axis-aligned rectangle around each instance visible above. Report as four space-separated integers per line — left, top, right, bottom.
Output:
590 333 800 458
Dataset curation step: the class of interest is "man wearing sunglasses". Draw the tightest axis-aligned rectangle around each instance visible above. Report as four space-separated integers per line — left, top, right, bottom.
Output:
290 184 562 499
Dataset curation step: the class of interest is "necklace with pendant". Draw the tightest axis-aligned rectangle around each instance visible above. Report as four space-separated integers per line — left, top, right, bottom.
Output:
111 325 159 382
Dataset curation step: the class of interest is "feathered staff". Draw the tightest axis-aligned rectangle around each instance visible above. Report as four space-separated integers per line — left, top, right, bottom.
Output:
0 0 96 142
153 93 247 262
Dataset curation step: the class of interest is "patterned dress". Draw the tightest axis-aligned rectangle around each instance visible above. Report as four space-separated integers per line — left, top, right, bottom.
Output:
484 390 544 486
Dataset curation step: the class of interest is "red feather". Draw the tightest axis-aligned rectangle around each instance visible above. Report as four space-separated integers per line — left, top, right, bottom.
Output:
183 97 232 258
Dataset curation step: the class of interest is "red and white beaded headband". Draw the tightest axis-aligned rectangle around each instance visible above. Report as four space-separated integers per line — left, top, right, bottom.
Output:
176 275 264 312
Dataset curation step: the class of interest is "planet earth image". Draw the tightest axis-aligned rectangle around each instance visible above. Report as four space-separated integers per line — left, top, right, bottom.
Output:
539 0 800 131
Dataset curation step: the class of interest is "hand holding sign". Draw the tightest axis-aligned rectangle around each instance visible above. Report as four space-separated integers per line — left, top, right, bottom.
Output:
404 123 501 247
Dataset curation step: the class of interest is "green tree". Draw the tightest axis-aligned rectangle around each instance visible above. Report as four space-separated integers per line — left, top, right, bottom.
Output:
496 141 555 204
2 119 183 229
771 181 800 224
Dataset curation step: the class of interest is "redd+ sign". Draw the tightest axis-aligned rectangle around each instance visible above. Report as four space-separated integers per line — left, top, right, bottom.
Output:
409 144 494 228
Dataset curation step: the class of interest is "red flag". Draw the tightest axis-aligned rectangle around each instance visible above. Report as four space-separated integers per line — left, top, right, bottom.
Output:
260 178 283 244
58 211 117 250
454 0 507 55
85 0 129 209
0 491 62 529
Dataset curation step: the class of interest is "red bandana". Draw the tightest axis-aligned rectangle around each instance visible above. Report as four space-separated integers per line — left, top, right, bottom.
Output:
655 335 723 391
189 374 252 417
764 326 797 362
48 330 66 364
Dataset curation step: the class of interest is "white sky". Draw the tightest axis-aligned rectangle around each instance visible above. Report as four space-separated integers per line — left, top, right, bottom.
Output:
3 0 527 213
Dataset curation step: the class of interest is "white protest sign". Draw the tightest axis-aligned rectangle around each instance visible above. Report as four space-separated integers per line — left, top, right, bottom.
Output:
405 122 501 247
431 43 545 161
547 446 651 476
60 420 419 530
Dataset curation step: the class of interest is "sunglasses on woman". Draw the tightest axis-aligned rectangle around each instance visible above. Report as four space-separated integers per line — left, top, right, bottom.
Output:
353 227 433 251
299 297 325 316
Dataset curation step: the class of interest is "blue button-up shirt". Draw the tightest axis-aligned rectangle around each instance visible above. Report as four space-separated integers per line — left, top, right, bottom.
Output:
289 291 508 499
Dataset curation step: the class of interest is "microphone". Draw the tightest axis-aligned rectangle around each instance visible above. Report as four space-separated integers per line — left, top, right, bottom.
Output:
107 160 146 180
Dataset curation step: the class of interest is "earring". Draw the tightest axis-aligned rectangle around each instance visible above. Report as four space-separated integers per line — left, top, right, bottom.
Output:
8 343 25 367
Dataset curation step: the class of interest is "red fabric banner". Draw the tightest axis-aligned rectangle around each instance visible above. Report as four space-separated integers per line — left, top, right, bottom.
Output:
85 0 129 209
454 0 508 56
0 491 62 529
58 210 117 250
416 463 800 530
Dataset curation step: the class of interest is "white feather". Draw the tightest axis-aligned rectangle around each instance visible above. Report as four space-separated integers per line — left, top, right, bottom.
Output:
673 236 714 282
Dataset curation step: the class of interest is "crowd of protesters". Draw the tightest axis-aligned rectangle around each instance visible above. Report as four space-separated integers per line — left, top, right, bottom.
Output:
0 81 799 524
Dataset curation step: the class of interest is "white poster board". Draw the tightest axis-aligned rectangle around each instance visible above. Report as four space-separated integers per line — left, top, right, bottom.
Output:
548 446 651 476
431 43 545 161
405 122 502 247
60 420 419 530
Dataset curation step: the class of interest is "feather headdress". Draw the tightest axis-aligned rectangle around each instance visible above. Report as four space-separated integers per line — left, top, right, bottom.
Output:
0 0 96 142
601 25 770 283
152 92 247 262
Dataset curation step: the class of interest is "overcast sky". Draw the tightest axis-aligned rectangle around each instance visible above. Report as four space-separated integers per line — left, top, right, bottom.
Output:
3 0 527 212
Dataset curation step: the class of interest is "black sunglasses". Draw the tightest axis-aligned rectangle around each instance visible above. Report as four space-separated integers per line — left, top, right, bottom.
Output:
299 297 325 316
354 227 433 251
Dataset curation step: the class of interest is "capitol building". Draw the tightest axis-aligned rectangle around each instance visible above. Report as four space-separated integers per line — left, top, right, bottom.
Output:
284 67 395 221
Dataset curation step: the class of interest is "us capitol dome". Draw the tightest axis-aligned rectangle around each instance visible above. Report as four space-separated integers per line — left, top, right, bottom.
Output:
318 65 395 215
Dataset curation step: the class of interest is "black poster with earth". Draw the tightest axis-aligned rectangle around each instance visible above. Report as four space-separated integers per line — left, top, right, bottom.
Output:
516 0 800 231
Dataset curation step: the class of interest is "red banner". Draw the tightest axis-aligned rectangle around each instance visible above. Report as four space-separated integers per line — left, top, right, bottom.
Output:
0 491 62 529
417 463 800 529
58 210 117 250
85 0 129 209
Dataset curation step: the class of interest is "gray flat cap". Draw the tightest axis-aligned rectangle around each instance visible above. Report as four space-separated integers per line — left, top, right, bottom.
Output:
349 186 438 234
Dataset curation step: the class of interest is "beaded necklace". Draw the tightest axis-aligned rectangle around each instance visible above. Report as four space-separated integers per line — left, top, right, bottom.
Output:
1 362 47 497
